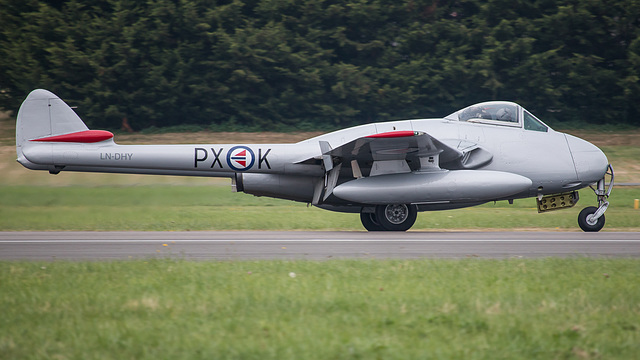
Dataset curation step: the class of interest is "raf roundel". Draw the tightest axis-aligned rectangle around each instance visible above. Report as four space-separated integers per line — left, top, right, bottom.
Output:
226 146 255 171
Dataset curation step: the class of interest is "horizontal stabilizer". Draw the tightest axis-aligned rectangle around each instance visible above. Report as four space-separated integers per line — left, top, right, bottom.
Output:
31 130 114 143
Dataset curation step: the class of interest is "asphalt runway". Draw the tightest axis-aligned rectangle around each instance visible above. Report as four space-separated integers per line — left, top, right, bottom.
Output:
1 231 639 260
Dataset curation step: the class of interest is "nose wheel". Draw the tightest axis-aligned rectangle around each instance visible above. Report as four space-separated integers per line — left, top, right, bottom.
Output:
578 206 606 232
578 164 613 232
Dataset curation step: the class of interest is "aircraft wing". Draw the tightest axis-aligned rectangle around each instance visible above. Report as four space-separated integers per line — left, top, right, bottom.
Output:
305 130 496 204
324 130 462 167
307 130 495 204
320 131 478 172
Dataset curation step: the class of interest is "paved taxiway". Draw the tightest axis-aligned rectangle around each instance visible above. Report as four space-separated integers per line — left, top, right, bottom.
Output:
1 231 639 260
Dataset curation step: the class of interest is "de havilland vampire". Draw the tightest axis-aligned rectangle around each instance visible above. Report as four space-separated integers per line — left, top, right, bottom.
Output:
16 89 613 232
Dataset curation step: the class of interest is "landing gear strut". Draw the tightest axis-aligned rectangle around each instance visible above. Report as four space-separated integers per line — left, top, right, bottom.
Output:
578 165 613 232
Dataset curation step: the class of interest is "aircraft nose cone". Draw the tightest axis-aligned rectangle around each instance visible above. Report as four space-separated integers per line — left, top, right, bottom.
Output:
565 134 609 184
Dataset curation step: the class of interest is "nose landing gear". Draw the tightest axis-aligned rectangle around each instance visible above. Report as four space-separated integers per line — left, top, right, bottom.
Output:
578 164 613 232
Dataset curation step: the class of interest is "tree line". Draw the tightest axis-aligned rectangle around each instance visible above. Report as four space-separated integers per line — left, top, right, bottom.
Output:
1 0 639 131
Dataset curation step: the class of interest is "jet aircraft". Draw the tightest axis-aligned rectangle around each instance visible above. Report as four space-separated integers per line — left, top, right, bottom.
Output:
16 89 613 232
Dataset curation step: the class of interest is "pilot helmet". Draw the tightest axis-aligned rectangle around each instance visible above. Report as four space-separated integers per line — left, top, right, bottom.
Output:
495 107 513 121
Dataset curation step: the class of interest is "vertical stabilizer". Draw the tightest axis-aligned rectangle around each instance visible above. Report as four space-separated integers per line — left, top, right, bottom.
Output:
16 89 92 171
16 89 88 149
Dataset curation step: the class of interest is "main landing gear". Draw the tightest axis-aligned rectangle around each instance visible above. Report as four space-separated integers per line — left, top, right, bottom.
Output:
360 204 417 231
578 164 614 232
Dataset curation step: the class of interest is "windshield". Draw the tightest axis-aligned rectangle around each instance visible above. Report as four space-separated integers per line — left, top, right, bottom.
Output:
445 101 553 131
523 111 548 132
448 102 519 123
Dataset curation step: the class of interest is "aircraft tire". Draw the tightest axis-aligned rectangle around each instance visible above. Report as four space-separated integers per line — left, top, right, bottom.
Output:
375 204 417 231
578 206 605 232
360 211 385 231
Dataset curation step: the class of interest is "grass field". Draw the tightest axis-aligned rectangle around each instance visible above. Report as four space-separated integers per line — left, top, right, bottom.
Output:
2 259 640 359
1 185 639 231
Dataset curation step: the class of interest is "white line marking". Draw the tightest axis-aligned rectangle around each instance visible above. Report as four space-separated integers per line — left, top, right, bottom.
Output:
0 240 638 243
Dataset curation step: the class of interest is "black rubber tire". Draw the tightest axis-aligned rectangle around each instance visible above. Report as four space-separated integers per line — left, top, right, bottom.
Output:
374 204 418 232
360 211 385 231
578 206 605 232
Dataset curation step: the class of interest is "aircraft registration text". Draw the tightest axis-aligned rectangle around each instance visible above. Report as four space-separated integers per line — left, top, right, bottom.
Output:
100 153 133 160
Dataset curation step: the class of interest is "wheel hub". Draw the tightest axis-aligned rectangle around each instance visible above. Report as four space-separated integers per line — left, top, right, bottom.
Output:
385 204 409 224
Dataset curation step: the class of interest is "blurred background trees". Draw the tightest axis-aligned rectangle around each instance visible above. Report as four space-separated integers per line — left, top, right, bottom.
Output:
1 0 639 131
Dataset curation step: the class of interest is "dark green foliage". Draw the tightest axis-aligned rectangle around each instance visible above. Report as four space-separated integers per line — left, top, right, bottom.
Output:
1 0 639 130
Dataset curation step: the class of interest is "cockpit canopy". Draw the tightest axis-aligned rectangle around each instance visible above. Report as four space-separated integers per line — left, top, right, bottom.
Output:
445 101 550 132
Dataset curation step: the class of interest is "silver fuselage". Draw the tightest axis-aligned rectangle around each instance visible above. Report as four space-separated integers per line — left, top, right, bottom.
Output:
16 90 609 214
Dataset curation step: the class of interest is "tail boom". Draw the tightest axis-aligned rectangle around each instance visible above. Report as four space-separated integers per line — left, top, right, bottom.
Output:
20 142 296 177
16 90 320 177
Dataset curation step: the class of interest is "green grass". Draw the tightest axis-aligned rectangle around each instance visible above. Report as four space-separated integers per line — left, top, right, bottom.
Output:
1 185 639 231
1 259 639 359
